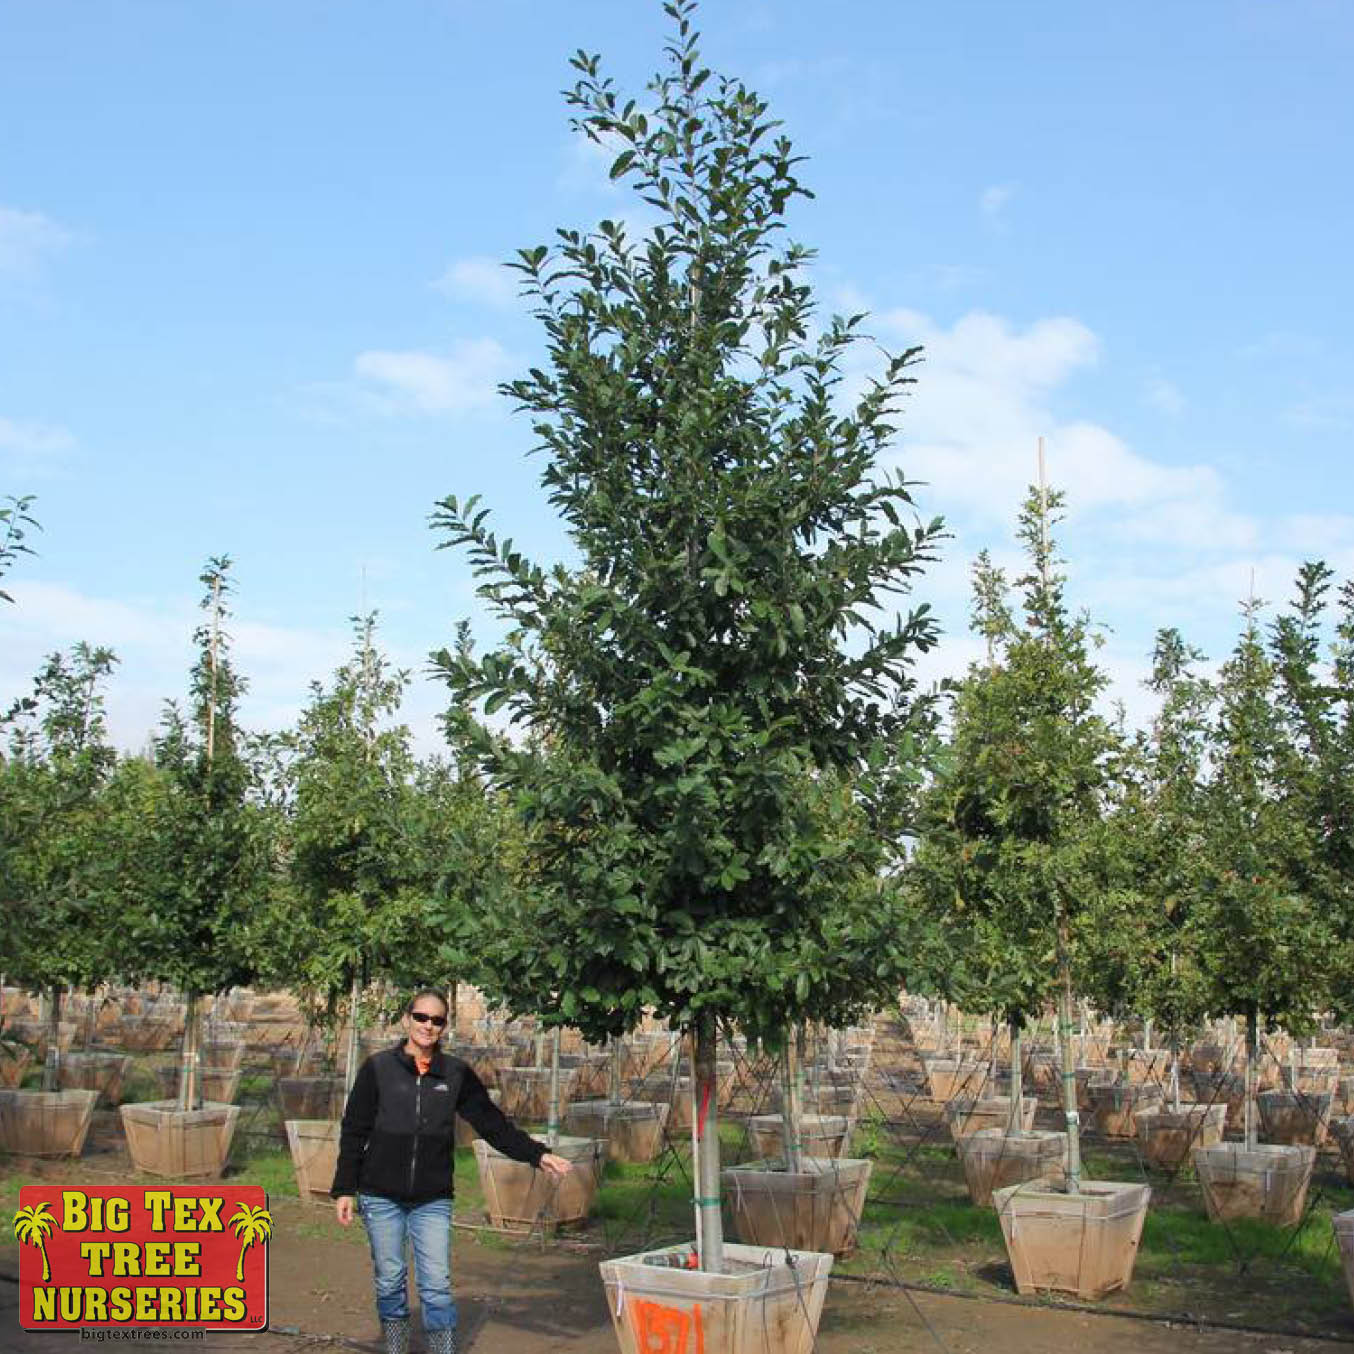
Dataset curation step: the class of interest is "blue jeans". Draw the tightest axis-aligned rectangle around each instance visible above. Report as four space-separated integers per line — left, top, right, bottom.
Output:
357 1193 457 1334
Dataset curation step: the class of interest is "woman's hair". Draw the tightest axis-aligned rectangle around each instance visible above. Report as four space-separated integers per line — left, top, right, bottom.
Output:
405 988 450 1017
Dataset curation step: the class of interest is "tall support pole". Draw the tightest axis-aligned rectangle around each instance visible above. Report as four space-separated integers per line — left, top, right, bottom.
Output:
1244 1008 1259 1151
343 971 362 1098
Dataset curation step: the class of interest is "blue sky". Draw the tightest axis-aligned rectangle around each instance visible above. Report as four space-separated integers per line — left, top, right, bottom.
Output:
2 0 1350 748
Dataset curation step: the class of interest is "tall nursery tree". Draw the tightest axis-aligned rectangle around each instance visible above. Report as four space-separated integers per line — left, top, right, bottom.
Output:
120 558 272 1109
909 549 1057 1127
1189 596 1332 1146
432 0 942 1269
1269 562 1354 1024
1082 629 1214 1107
913 486 1126 1191
272 613 424 1089
0 643 120 1086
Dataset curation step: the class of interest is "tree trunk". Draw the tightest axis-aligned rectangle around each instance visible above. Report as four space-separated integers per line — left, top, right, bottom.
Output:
693 1014 724 1272
1007 1015 1024 1135
608 1036 623 1105
546 1027 561 1150
1244 1007 1258 1151
1057 924 1081 1193
781 1032 804 1174
42 985 63 1092
179 992 200 1111
343 972 362 1097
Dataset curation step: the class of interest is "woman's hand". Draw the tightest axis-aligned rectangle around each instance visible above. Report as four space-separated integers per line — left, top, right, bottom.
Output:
539 1153 574 1177
335 1195 355 1226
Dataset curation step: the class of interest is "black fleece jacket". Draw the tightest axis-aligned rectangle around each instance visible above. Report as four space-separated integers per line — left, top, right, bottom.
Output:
330 1043 546 1204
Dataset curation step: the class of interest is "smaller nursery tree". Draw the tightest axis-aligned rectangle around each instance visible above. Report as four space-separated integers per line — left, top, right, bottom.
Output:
118 558 273 1109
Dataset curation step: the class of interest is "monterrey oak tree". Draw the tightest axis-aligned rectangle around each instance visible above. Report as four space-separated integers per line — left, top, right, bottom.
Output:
1081 629 1215 1111
432 1 942 1269
270 614 424 1090
914 486 1127 1191
1190 598 1331 1148
120 558 272 1110
909 551 1053 1130
1269 563 1354 1028
0 644 121 1087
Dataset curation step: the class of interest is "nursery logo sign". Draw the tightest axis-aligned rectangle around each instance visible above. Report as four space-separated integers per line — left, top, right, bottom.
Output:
15 1186 270 1330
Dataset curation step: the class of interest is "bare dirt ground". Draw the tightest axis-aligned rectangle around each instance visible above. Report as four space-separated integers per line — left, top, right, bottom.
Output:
4 1195 1351 1354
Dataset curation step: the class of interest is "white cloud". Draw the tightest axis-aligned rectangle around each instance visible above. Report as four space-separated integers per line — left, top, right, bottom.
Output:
1285 395 1354 431
0 206 74 278
1144 376 1186 416
432 256 518 310
0 581 404 753
0 416 76 465
979 183 1016 219
352 339 513 415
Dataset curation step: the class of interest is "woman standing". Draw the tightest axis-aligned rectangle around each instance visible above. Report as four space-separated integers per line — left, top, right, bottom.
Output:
332 989 572 1354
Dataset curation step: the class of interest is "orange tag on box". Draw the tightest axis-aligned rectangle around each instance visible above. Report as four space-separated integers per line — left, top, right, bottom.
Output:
16 1185 270 1330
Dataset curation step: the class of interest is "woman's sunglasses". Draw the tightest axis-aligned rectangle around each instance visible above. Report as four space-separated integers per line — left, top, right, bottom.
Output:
408 1011 447 1028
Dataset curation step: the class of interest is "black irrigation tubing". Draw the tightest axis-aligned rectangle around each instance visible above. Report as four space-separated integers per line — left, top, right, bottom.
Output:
831 1269 1354 1346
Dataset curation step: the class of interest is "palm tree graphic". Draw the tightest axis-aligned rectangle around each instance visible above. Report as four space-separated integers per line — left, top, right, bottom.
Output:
229 1203 272 1283
14 1204 58 1283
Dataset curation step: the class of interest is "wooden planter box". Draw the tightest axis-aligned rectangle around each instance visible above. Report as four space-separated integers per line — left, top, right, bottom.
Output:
277 1076 346 1122
154 1065 241 1104
0 1088 98 1157
747 1113 850 1161
450 1043 504 1089
945 1096 1037 1142
3 1019 77 1057
1330 1117 1354 1185
1192 1143 1315 1226
956 1129 1066 1207
200 1040 245 1072
1121 1050 1170 1085
1189 1042 1231 1083
1134 1103 1227 1171
496 1067 569 1122
921 1057 987 1101
599 1242 833 1354
270 1046 335 1079
285 1118 340 1205
560 1053 609 1100
1088 1082 1163 1139
1257 1090 1332 1146
116 1015 182 1052
58 1053 132 1106
724 1157 872 1256
564 1100 670 1164
472 1135 602 1231
119 1101 239 1179
993 1180 1151 1299
726 1055 776 1114
0 1040 34 1088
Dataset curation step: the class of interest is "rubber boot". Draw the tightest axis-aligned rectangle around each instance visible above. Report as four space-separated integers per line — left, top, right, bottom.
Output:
380 1317 411 1354
426 1328 456 1354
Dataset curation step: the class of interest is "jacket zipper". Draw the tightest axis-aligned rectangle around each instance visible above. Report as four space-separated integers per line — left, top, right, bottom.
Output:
409 1072 423 1194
